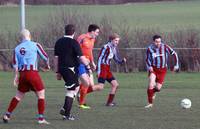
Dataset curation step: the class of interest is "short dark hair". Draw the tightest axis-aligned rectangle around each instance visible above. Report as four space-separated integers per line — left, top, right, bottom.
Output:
88 24 99 32
65 24 75 35
153 35 162 41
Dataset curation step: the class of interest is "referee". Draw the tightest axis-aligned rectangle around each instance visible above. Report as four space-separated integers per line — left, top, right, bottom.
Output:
54 24 90 120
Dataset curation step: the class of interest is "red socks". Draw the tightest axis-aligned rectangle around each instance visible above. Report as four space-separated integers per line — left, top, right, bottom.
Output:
147 89 154 104
87 86 93 94
106 94 115 104
79 84 94 105
8 97 19 113
38 99 45 115
79 84 88 105
7 97 45 119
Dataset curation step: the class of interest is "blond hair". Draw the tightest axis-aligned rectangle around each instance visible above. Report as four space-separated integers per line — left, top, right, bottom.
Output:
109 33 120 41
20 29 31 40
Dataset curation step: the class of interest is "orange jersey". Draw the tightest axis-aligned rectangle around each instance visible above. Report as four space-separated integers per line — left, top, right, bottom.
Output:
77 33 95 62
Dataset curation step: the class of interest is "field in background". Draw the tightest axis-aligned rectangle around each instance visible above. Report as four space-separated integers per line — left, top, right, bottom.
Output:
1 0 200 33
0 71 200 129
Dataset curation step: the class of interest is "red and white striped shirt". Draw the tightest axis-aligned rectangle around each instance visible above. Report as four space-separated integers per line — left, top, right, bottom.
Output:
146 43 179 70
97 42 123 74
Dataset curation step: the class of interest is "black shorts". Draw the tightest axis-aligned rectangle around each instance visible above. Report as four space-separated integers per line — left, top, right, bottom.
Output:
60 67 79 90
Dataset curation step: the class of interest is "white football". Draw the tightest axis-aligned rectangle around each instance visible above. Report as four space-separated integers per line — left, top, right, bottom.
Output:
180 98 191 109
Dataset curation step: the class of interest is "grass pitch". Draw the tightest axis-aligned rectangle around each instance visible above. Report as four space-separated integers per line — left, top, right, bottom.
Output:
0 71 200 129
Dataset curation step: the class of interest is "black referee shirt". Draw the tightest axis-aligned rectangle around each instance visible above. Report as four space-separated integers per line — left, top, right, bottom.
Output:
54 36 83 68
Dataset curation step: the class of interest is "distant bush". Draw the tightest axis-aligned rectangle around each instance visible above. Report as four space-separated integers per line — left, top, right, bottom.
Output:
1 9 200 72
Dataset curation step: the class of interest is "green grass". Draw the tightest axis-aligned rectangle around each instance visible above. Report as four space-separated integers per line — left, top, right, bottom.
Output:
0 71 200 129
1 0 200 33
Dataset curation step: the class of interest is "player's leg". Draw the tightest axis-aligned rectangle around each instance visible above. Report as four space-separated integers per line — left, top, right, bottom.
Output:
3 72 28 123
79 73 91 109
90 65 108 92
60 67 79 120
61 87 79 120
3 91 25 123
78 64 91 109
155 68 167 92
155 83 162 91
86 73 95 94
85 72 105 93
35 89 49 124
145 73 156 108
106 79 118 106
30 71 49 124
105 70 118 106
152 68 167 102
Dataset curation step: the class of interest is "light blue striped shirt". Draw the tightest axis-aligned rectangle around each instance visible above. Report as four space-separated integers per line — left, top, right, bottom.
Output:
13 40 48 71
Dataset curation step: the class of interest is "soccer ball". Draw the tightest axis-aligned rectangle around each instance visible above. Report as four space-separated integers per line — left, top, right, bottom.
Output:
180 98 191 109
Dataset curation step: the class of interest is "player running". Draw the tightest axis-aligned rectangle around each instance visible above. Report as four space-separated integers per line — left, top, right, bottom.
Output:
77 24 100 109
86 33 126 106
145 34 179 108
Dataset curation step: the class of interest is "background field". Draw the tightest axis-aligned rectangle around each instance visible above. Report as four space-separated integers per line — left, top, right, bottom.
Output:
0 71 200 129
1 0 200 33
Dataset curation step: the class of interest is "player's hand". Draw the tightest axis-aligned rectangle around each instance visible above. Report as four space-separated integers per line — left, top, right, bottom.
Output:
40 65 50 72
173 65 180 73
91 62 96 72
13 75 19 87
123 58 127 63
149 67 154 73
56 73 62 80
88 69 93 74
45 64 50 70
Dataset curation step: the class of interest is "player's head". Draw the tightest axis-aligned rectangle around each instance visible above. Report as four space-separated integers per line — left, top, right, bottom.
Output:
88 24 100 38
65 24 75 36
109 33 120 47
20 29 31 41
153 35 162 48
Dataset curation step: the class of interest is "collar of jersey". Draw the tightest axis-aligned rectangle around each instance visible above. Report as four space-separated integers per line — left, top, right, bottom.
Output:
64 35 74 39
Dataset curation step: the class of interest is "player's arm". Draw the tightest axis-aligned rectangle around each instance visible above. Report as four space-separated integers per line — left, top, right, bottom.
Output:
12 50 19 87
113 48 126 64
90 60 96 71
54 56 58 73
89 51 96 71
54 42 62 80
13 67 19 87
36 43 50 70
165 44 179 72
146 48 153 72
54 55 62 80
97 47 104 75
